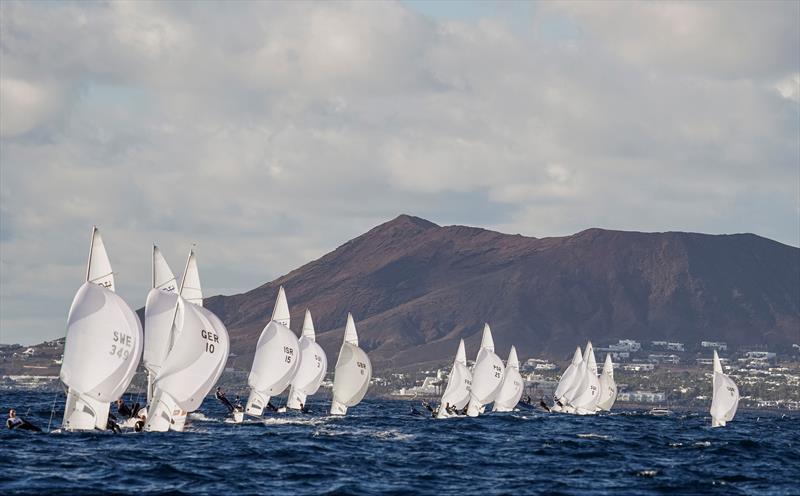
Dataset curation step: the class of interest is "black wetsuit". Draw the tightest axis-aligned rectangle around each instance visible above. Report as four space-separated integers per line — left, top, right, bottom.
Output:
215 391 235 414
117 402 133 418
7 417 41 432
266 402 278 412
409 407 423 417
539 399 551 413
107 417 121 434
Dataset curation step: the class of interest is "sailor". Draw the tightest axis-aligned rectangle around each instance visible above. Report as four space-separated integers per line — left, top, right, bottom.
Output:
300 403 310 414
522 395 532 405
421 400 434 414
106 415 122 434
234 395 244 412
539 397 551 413
133 410 147 432
445 403 456 415
409 404 422 416
215 387 235 414
115 399 136 419
6 409 41 432
266 401 279 412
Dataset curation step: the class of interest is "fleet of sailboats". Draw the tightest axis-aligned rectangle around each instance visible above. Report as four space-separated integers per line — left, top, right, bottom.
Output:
54 227 743 432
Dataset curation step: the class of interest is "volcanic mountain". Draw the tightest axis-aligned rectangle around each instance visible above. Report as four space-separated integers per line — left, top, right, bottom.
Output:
205 215 800 372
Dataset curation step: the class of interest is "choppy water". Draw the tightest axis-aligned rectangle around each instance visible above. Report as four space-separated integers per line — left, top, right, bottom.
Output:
1 391 798 495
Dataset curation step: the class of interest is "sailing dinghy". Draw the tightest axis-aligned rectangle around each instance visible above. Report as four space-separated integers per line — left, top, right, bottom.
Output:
465 324 505 417
570 341 600 415
245 286 301 417
142 245 179 404
144 250 229 432
436 339 472 418
552 347 583 412
492 346 524 412
596 353 617 412
710 350 739 428
286 310 328 411
330 313 372 415
60 227 143 431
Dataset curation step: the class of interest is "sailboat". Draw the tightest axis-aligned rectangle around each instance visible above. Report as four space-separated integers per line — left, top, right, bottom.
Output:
245 286 301 417
596 353 617 412
286 309 328 411
552 347 583 412
570 341 600 415
436 339 472 418
142 245 179 404
493 346 524 412
710 350 739 428
60 227 143 431
144 250 229 432
465 324 505 417
330 313 372 416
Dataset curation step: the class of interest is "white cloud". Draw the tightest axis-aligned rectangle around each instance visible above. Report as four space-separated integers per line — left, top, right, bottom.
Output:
0 0 797 344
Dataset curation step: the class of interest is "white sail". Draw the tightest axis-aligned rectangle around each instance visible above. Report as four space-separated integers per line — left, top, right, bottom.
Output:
152 245 177 292
330 313 372 415
466 324 505 417
245 287 301 416
710 350 739 427
145 296 229 431
436 339 472 418
60 228 142 431
571 342 600 414
86 226 115 291
493 346 524 412
143 246 179 402
554 347 582 405
596 353 617 411
179 250 203 307
287 310 328 410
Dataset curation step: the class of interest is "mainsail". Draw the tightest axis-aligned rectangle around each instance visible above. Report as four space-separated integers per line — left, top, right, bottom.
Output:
286 310 328 411
60 227 143 431
330 313 372 415
436 339 472 418
143 245 179 403
710 350 739 427
145 250 230 432
596 353 617 411
553 347 583 408
570 341 600 414
466 324 505 417
245 286 301 416
492 346 524 412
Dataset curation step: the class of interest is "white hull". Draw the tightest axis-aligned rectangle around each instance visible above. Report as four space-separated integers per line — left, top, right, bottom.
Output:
286 387 307 411
330 399 348 416
62 388 110 431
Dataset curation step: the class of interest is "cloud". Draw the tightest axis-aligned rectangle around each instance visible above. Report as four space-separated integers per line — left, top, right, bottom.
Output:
0 0 797 344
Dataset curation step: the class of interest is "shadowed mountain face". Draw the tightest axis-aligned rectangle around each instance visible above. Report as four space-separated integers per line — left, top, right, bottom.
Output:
204 215 800 372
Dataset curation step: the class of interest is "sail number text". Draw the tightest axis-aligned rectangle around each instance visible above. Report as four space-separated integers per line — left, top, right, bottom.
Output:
201 329 220 353
109 331 132 360
284 346 294 363
357 361 367 375
493 364 502 378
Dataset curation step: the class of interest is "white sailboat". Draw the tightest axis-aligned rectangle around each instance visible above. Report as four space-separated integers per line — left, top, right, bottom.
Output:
552 347 583 412
465 324 505 417
492 346 524 412
710 350 739 428
142 245 179 404
570 341 600 415
436 339 472 418
286 310 328 411
245 286 301 416
144 250 229 432
330 313 372 416
60 227 143 431
596 353 617 412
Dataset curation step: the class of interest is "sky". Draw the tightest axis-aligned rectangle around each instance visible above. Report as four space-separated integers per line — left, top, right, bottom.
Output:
1 1 798 345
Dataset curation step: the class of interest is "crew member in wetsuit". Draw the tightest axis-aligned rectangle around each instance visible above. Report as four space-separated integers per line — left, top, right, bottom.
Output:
539 397 551 413
421 400 434 414
234 395 244 412
266 401 278 412
116 398 140 419
409 404 423 416
446 403 456 415
215 387 235 414
133 410 147 432
6 409 41 432
300 402 310 414
106 413 122 434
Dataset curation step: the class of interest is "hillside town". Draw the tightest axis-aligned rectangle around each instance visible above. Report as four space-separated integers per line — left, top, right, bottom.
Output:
3 336 799 411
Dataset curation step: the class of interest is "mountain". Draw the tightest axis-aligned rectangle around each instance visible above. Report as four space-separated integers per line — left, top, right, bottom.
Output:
204 215 800 372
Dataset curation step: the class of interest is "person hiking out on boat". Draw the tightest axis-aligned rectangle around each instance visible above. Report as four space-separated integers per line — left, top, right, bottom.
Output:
215 387 235 414
539 397 551 413
266 401 279 412
116 398 140 419
6 409 41 432
409 404 423 416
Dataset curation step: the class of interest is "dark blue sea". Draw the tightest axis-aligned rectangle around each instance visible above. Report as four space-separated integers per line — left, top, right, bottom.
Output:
1 391 798 495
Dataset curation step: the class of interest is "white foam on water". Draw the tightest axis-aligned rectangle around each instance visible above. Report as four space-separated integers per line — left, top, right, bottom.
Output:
694 441 711 448
263 416 325 426
636 470 658 478
188 412 218 422
578 433 610 440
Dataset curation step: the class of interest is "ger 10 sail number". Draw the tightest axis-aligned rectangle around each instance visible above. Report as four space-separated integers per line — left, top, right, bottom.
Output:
201 329 220 353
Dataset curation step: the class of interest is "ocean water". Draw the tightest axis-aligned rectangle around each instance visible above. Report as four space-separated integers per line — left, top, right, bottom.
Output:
1 391 798 495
